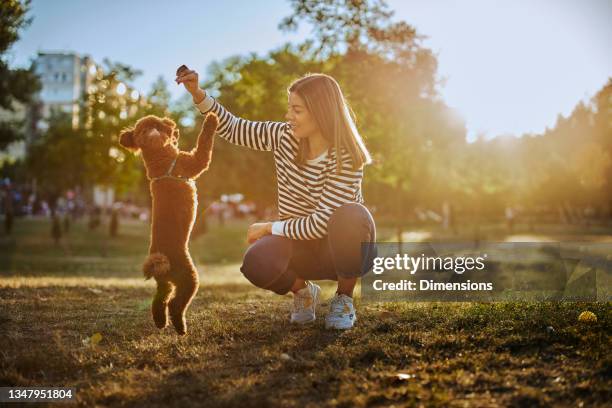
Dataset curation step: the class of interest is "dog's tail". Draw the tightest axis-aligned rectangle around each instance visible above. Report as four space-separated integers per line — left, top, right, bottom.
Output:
143 253 171 280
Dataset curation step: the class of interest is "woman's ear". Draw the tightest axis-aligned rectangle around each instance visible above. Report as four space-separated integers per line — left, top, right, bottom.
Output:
119 128 138 150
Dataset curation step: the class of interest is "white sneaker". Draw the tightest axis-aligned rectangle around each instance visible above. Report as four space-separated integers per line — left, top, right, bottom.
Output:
290 281 321 324
325 294 356 330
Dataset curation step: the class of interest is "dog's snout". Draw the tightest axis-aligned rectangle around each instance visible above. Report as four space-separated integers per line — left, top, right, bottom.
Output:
149 128 161 137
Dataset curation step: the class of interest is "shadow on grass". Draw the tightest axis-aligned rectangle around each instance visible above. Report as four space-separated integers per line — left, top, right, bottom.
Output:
132 319 345 408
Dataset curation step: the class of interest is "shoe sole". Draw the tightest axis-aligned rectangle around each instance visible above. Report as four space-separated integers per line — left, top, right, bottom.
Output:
325 316 356 330
290 284 321 324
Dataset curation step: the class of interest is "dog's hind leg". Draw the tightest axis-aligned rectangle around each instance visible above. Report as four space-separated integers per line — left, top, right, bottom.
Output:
169 270 199 335
152 279 174 329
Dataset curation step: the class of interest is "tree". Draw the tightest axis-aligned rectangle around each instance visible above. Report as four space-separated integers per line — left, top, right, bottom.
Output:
281 0 422 60
592 78 612 207
281 0 464 235
0 0 41 149
26 111 86 199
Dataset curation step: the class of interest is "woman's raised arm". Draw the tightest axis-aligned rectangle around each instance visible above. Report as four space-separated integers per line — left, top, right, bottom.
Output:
176 67 285 152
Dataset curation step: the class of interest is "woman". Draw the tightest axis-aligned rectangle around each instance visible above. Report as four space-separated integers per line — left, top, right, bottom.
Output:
176 69 376 330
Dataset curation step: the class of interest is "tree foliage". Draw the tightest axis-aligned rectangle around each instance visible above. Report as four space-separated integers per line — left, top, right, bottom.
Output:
11 0 612 221
0 0 41 149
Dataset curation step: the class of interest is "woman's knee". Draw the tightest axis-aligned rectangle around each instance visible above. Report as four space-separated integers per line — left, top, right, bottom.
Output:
327 203 377 278
240 235 295 294
328 203 375 241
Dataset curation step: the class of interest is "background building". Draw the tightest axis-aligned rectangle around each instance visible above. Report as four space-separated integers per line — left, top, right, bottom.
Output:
32 52 97 131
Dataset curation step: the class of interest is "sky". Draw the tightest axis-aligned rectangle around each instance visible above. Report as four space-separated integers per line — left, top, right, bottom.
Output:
7 0 612 141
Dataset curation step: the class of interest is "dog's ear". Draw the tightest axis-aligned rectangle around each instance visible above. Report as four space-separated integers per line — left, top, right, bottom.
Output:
119 128 138 150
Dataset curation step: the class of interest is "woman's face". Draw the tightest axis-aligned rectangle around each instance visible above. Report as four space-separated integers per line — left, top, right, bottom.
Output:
286 92 320 140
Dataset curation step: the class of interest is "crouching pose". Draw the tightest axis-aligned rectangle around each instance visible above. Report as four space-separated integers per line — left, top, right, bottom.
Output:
177 67 376 330
119 113 218 335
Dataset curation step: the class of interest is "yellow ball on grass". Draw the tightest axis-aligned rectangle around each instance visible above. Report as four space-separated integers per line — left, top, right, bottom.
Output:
578 311 597 323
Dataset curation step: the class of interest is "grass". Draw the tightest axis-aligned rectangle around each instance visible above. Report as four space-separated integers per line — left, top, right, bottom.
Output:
0 217 610 407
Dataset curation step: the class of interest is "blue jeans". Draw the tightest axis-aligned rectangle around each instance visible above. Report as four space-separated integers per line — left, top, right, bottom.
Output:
240 203 377 295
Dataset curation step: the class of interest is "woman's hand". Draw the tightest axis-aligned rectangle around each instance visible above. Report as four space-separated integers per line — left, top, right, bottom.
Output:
247 222 273 244
175 68 206 104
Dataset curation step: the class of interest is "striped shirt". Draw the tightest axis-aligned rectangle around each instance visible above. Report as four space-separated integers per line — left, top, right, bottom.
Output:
196 94 364 240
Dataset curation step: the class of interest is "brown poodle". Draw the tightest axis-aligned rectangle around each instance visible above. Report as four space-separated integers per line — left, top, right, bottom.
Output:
119 113 218 335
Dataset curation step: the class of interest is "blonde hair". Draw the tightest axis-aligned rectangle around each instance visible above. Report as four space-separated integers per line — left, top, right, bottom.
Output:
288 74 372 172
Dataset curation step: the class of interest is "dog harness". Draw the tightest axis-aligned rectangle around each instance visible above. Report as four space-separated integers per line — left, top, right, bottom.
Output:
151 157 195 187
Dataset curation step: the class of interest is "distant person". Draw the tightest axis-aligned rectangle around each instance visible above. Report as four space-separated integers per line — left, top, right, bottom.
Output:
88 206 101 230
3 184 14 235
177 68 377 329
109 209 119 237
63 214 71 233
51 214 62 245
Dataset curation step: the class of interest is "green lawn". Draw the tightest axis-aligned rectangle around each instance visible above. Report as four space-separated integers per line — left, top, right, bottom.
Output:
0 217 610 407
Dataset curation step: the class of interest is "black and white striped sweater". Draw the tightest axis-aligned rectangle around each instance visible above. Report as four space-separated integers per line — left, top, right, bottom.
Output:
196 94 364 241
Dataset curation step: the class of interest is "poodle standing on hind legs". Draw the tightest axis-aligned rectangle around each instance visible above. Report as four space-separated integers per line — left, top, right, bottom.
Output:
119 112 218 335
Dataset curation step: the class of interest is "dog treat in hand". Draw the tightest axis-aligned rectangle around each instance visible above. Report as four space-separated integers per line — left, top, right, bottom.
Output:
176 65 189 77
